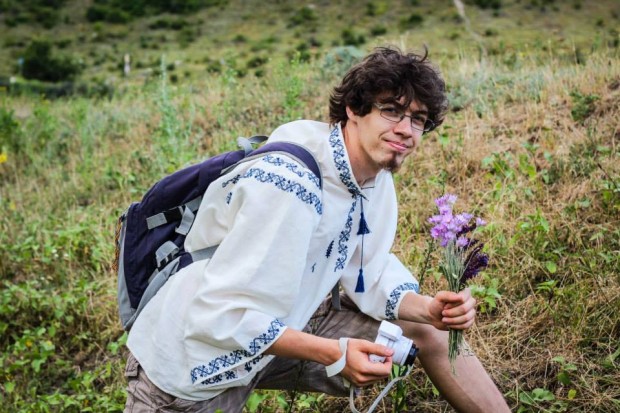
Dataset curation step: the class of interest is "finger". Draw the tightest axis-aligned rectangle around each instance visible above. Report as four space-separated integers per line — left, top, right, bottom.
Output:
348 372 391 387
351 339 394 359
443 298 476 317
435 290 466 306
442 308 476 329
442 295 476 316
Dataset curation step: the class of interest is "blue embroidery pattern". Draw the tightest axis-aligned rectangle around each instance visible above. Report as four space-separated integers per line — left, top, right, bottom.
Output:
226 192 232 204
328 127 360 198
385 283 419 320
261 154 321 189
334 198 358 271
244 356 263 373
325 240 334 258
191 319 285 385
221 168 322 215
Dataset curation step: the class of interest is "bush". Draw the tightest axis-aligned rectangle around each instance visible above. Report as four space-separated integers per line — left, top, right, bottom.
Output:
85 0 226 22
149 17 189 30
0 107 23 154
1 0 66 28
569 91 599 123
370 25 387 36
86 4 130 23
21 39 82 82
399 13 424 30
471 0 502 9
289 6 318 27
341 29 366 46
31 5 60 28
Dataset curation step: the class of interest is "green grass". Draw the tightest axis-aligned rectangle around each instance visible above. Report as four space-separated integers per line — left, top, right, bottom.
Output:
1 0 619 412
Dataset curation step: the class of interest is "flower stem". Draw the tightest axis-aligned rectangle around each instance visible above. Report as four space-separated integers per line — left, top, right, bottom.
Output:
448 329 463 374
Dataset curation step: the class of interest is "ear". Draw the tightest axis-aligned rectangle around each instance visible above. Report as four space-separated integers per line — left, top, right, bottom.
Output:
345 106 357 123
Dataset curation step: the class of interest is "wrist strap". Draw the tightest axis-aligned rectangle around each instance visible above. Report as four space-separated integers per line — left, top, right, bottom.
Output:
325 337 349 377
349 365 414 413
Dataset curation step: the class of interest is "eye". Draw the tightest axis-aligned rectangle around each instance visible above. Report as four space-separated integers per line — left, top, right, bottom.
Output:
411 114 428 125
381 107 399 115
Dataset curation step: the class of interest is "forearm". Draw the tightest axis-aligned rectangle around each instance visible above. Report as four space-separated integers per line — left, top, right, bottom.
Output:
397 291 434 324
264 328 342 366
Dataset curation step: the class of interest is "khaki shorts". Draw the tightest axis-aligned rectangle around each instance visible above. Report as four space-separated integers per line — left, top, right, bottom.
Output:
124 294 381 413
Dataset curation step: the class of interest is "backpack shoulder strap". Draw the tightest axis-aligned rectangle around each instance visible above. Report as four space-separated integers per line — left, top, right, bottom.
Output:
229 140 322 189
180 140 324 281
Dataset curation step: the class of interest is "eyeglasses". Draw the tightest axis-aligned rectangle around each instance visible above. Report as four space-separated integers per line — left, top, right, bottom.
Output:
373 103 435 133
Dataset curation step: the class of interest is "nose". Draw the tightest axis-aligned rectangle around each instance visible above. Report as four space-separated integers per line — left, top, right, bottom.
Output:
393 116 416 138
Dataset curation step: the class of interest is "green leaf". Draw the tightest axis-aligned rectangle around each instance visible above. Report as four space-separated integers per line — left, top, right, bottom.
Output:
532 388 555 401
545 261 557 274
32 358 45 373
568 389 577 400
5 381 15 393
245 392 267 412
558 371 571 385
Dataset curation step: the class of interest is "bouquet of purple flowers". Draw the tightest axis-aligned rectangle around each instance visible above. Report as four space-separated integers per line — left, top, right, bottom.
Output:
428 194 489 373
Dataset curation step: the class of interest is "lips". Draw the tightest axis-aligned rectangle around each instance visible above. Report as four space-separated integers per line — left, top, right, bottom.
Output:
384 140 411 153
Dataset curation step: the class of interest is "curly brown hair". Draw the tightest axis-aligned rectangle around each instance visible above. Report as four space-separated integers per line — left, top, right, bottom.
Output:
329 46 448 132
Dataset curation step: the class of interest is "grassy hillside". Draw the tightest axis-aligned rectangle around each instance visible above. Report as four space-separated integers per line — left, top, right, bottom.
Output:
0 0 619 412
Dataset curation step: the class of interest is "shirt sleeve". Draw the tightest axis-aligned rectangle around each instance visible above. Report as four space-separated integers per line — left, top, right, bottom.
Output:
183 154 322 386
339 172 419 321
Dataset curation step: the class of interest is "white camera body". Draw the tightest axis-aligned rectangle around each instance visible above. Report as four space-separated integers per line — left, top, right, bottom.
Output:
369 320 418 366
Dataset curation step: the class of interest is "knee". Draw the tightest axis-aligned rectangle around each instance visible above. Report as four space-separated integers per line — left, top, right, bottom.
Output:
396 321 448 355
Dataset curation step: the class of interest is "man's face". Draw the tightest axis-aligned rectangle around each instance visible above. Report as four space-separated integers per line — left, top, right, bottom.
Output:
345 99 427 178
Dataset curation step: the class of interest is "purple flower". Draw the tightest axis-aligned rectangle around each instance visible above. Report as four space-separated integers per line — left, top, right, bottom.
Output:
456 236 469 248
429 193 490 285
461 242 489 286
429 195 476 247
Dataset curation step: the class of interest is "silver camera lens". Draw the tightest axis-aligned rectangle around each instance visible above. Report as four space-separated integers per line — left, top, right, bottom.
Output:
391 336 418 366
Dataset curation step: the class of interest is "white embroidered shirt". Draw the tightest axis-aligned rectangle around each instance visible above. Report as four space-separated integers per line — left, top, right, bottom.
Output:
127 120 419 400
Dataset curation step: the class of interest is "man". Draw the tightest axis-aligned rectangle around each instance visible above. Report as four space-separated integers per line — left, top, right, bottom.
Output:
124 46 510 412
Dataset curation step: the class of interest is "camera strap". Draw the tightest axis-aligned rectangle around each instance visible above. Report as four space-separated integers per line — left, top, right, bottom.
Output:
324 337 415 413
325 337 349 377
348 365 414 413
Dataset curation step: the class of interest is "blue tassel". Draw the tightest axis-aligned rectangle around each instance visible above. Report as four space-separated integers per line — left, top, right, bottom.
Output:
357 212 371 235
355 268 365 293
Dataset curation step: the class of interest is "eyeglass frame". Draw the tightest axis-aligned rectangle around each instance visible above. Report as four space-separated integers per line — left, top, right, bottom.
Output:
373 103 435 133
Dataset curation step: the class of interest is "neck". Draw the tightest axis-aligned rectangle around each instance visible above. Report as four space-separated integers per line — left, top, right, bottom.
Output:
342 122 379 186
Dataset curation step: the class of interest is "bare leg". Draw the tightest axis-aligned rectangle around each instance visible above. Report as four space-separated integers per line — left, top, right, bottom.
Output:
396 321 511 413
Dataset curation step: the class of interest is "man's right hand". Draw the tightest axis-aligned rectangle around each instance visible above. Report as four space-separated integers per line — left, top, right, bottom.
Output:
340 338 394 387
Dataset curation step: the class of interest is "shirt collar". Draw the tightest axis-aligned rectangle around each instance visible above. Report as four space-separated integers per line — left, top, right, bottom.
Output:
328 124 369 200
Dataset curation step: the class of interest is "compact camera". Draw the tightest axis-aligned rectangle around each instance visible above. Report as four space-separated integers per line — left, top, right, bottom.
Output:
369 320 418 367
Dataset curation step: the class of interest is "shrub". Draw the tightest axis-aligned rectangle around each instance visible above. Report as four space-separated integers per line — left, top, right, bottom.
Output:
569 91 599 123
86 0 226 22
399 13 424 30
341 29 365 46
21 39 82 82
370 25 388 36
0 107 23 154
247 56 267 69
31 5 60 28
86 4 130 23
366 1 387 16
1 0 66 28
471 0 502 9
289 6 318 27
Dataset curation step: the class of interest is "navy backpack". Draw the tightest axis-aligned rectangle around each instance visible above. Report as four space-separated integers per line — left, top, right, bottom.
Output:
114 137 322 331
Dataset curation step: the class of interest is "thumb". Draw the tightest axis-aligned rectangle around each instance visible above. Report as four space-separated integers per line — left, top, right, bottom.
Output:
434 290 463 305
